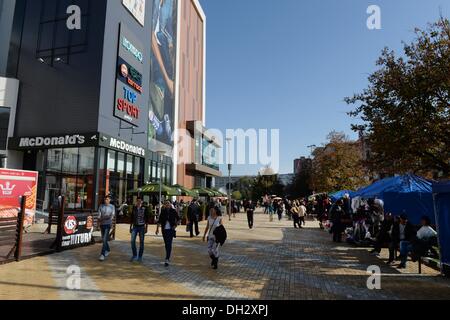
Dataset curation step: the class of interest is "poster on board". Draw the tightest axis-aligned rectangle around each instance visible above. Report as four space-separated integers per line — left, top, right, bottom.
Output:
0 168 38 226
123 0 146 26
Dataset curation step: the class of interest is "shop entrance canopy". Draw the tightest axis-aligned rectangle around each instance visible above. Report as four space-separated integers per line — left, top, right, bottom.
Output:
353 174 434 225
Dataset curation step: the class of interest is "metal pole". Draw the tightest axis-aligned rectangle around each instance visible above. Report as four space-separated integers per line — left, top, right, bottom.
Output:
159 156 163 218
228 164 232 221
226 138 232 221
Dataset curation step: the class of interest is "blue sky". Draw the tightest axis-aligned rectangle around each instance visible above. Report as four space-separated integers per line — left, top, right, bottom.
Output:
199 0 450 175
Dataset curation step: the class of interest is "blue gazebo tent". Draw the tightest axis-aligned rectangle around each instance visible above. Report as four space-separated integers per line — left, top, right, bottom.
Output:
353 174 434 225
329 190 355 202
432 181 450 276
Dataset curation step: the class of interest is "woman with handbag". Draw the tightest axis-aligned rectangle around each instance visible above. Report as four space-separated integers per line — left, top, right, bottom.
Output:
203 206 224 270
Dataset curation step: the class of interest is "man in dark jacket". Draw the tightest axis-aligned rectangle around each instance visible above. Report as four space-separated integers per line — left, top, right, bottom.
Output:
187 199 200 238
246 201 256 229
330 200 344 243
129 198 150 262
156 201 180 267
391 214 417 268
371 213 394 259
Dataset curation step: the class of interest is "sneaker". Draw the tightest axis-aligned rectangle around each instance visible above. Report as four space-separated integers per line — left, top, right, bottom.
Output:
99 255 105 262
105 251 111 258
397 264 406 269
130 256 138 263
164 259 170 267
137 257 143 263
371 252 380 257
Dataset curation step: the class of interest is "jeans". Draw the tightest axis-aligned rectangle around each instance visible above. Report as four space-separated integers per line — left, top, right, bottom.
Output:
400 240 413 265
162 229 175 261
131 225 146 258
100 225 111 256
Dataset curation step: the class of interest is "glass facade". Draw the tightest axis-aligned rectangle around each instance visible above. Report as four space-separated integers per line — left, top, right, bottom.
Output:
40 147 145 212
99 148 144 207
147 151 173 185
45 147 95 210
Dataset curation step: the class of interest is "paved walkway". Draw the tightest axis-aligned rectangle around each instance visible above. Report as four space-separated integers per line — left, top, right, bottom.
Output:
0 210 449 300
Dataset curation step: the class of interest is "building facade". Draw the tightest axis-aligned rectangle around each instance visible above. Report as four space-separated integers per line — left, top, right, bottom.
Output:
294 157 312 175
0 0 220 212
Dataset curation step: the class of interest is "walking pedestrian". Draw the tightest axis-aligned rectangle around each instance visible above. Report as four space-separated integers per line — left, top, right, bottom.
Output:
299 201 307 226
291 201 302 229
187 199 201 238
268 200 275 222
156 200 180 267
129 198 149 263
247 201 255 229
330 200 345 242
277 201 284 221
203 206 224 269
98 195 115 261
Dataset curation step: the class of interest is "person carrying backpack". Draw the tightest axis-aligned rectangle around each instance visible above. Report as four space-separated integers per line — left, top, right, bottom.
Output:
203 206 224 270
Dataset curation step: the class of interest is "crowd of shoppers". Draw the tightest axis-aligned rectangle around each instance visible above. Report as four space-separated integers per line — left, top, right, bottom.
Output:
96 190 439 272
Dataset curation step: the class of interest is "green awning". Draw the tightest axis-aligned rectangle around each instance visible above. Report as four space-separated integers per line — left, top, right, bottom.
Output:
191 187 215 197
130 183 181 196
172 184 199 197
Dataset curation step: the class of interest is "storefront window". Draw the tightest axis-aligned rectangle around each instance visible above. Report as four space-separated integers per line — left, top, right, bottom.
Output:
62 148 79 175
47 149 63 172
105 151 144 207
98 148 106 203
77 147 95 209
107 150 116 171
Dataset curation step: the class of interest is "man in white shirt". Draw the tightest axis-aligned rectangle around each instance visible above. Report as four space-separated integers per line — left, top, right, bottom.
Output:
417 216 437 240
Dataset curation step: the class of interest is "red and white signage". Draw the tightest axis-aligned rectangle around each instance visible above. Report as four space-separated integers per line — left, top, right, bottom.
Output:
0 169 39 226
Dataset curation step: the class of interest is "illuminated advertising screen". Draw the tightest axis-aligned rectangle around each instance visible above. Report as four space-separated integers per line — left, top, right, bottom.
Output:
148 0 178 153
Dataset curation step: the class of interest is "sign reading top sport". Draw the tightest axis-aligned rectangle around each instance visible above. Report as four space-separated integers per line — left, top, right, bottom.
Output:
114 24 145 127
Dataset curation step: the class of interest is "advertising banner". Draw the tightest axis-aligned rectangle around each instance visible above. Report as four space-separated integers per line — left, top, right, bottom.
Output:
123 0 146 26
0 169 38 226
61 213 94 249
114 24 145 127
149 0 178 152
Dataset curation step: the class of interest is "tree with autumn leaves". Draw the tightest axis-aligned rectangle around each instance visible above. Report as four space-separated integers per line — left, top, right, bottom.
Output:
309 132 369 193
346 18 450 179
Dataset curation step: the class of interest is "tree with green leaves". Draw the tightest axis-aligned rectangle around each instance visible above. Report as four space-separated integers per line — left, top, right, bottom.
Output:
346 18 450 178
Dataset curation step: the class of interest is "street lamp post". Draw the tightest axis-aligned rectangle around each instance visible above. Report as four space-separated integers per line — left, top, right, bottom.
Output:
156 150 166 218
226 138 232 221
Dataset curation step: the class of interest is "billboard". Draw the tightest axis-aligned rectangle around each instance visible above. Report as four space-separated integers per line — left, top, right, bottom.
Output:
148 0 178 153
0 169 38 226
61 213 94 249
122 0 146 26
114 24 145 127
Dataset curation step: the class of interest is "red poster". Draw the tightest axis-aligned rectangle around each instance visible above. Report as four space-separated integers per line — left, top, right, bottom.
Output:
0 169 39 226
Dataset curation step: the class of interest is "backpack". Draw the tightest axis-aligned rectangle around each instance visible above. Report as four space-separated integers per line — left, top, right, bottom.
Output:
213 224 227 246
